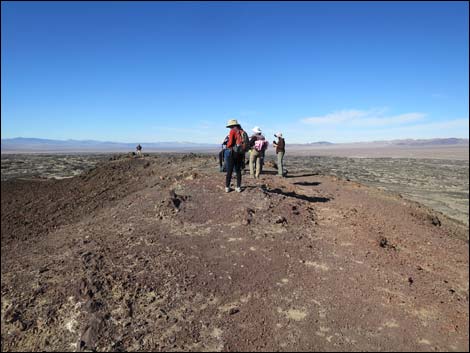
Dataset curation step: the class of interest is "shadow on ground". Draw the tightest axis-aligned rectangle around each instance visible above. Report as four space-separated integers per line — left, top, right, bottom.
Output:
293 181 321 186
286 173 320 178
261 186 330 203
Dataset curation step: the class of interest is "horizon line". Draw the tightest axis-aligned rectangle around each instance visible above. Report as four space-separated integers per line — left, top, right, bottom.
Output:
1 136 469 145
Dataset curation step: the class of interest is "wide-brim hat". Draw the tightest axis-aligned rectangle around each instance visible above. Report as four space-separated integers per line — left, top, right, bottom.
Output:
226 119 240 128
274 132 283 138
252 126 262 134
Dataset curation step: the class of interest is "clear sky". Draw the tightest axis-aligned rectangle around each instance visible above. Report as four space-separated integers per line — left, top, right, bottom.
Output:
2 1 469 143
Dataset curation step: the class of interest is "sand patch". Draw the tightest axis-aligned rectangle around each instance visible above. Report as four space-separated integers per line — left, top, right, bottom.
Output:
228 237 243 242
211 328 223 339
305 261 329 271
277 307 307 321
418 339 431 345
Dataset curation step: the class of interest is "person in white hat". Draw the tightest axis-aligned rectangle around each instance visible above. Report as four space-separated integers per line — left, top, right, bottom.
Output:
249 126 268 179
224 119 247 192
273 132 286 177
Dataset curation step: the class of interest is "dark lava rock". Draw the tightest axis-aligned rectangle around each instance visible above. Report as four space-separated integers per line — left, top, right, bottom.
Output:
79 315 103 351
378 236 397 250
379 237 389 248
229 307 240 315
430 215 441 227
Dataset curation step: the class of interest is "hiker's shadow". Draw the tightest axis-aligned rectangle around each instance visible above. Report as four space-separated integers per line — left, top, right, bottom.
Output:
259 170 278 175
262 187 330 203
293 181 321 186
286 173 319 178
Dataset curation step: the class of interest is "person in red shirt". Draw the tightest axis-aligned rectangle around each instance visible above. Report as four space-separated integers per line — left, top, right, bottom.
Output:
225 119 245 192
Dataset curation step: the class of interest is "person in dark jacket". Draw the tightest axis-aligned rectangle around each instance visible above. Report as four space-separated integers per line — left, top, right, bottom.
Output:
219 135 229 172
273 132 285 177
136 144 143 158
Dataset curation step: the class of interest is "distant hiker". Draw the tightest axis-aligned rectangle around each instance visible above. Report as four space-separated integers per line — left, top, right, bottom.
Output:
219 135 229 172
273 132 286 177
136 144 143 157
225 119 249 192
249 126 268 179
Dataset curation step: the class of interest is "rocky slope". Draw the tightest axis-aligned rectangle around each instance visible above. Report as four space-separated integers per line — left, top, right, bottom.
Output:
1 154 468 351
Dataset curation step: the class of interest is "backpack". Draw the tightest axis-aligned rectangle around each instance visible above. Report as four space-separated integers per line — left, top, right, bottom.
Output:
233 129 250 154
254 139 268 152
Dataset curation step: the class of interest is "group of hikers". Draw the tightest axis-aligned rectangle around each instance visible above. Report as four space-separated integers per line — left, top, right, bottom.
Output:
135 118 286 193
220 119 286 193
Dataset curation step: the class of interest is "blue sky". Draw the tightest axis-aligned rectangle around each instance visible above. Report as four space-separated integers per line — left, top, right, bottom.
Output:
1 1 469 143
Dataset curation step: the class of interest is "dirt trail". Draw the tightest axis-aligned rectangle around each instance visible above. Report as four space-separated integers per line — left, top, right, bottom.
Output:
1 154 468 351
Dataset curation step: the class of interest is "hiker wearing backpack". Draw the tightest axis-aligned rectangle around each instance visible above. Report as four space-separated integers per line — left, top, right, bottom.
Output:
225 119 249 193
219 135 229 172
273 132 286 177
249 126 268 179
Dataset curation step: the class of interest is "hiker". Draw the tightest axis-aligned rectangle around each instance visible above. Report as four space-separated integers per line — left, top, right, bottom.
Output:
136 144 143 157
218 135 229 172
273 132 285 177
249 126 268 179
225 119 249 192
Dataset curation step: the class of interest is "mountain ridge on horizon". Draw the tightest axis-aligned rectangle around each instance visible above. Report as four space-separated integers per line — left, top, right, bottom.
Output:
1 137 469 153
0 137 218 152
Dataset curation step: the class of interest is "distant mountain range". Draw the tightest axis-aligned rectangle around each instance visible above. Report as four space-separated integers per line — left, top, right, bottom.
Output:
307 141 335 145
1 138 219 153
1 137 468 153
301 138 469 147
385 138 469 146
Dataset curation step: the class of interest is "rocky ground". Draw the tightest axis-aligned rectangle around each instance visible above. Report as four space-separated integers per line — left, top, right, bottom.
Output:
0 154 110 181
286 156 469 226
2 153 468 226
1 154 469 351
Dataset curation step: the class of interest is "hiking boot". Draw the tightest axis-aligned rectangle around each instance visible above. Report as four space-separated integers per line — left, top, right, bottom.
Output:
225 187 231 193
235 187 242 193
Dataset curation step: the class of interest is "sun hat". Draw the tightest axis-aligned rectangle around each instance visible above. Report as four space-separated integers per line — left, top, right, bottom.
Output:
226 119 239 128
274 132 283 138
252 126 262 134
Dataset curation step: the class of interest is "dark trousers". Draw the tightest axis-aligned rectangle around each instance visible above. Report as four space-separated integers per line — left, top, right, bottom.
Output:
226 150 243 188
219 150 224 167
260 150 265 172
224 149 230 171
